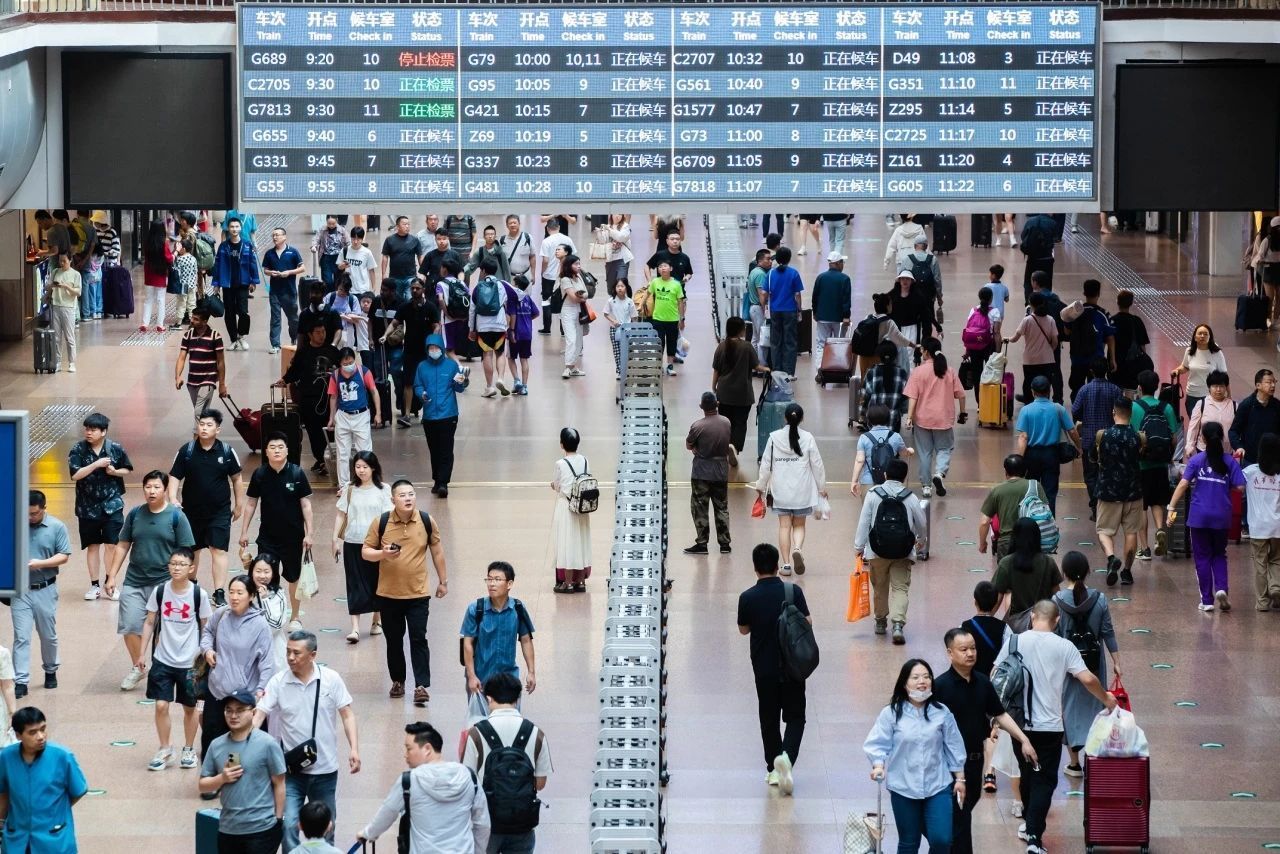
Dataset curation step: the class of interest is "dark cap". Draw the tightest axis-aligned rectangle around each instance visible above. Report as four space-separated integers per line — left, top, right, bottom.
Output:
226 690 258 708
700 391 718 411
1030 375 1051 393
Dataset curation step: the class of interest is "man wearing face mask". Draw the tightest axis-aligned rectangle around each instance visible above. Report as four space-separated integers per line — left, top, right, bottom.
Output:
414 333 469 498
328 347 381 491
280 322 342 478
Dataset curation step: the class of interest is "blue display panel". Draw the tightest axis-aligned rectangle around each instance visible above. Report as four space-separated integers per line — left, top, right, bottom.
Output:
0 414 29 597
239 3 1099 204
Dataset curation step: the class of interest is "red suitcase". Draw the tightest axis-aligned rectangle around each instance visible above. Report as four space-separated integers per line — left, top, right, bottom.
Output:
1084 755 1150 854
1229 488 1243 542
220 393 262 454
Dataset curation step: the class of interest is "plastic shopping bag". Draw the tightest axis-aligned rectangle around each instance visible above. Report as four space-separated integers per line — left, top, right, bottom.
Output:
1083 706 1149 758
751 494 767 519
815 496 832 521
980 347 1007 385
297 548 320 600
846 556 871 623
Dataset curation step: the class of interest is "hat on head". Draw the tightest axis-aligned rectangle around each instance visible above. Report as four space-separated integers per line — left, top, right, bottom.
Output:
826 250 847 263
90 210 109 226
1271 215 1280 228
896 269 915 281
700 391 718 411
1030 375 1051 393
226 690 258 708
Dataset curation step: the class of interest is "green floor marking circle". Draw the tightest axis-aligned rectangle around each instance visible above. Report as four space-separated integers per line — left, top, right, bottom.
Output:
1261 843 1280 849
1152 663 1173 670
320 627 340 633
946 515 965 521
1063 516 1079 521
1231 792 1257 799
136 698 156 705
333 596 348 603
968 568 987 573
1112 596 1131 603
1077 541 1094 546
1200 742 1224 749
957 540 976 546
87 788 106 796
1066 790 1083 798
109 740 136 748
1174 701 1198 708
1130 628 1152 634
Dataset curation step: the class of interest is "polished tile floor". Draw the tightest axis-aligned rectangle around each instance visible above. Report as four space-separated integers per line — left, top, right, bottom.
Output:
3 213 1279 853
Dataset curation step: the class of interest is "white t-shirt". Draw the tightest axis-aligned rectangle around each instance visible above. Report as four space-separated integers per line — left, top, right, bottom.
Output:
259 665 354 776
341 245 378 293
462 708 554 785
337 482 394 545
539 234 575 281
1244 464 1280 539
605 296 636 325
993 628 1087 732
147 581 213 669
499 231 535 278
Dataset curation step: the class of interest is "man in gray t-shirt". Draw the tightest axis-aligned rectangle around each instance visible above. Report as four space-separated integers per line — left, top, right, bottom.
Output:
199 691 287 849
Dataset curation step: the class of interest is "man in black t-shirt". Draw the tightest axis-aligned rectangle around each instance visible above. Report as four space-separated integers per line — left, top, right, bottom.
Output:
645 231 694 288
369 279 403 398
239 432 313 622
380 215 424 302
417 228 462 290
736 543 810 796
167 409 243 607
280 323 341 476
388 280 441 427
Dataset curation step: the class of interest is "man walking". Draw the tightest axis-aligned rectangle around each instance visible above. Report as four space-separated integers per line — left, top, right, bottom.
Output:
257 631 361 852
362 480 449 707
1071 358 1124 516
168 409 244 606
810 251 851 372
328 347 381 489
310 215 349 293
683 392 733 555
18 491 70 699
978 455 1049 561
240 433 315 626
211 216 261 351
1020 214 1058 303
105 471 195 692
175 307 228 422
1095 398 1145 586
1060 280 1117 402
766 246 804 379
993 601 1117 854
263 225 306 355
69 414 133 601
461 562 536 715
853 458 928 644
381 215 424 302
1015 375 1082 513
1133 370 1182 556
0 708 89 853
198 691 288 853
737 543 810 796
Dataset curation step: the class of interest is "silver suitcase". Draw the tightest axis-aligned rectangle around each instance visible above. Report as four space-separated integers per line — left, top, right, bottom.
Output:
915 497 931 561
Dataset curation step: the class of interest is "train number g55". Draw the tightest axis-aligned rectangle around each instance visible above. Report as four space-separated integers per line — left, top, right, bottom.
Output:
255 180 284 193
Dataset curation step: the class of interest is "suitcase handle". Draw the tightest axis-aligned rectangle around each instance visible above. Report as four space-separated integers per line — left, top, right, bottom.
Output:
219 392 244 414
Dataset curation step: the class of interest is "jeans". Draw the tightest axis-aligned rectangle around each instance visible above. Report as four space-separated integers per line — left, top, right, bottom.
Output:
11 582 59 684
319 254 339 291
753 674 805 770
890 787 954 854
1016 730 1063 844
913 427 954 486
223 287 251 342
269 282 299 348
390 275 415 304
950 756 984 854
423 416 458 487
217 821 284 854
283 771 338 851
770 310 798 376
81 268 102 318
1082 450 1098 510
379 595 432 687
719 402 751 452
1190 526 1229 605
488 831 536 854
1024 445 1062 514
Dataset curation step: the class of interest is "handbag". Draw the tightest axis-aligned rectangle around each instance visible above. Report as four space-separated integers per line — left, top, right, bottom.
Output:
166 267 184 295
190 608 227 700
198 292 225 318
579 302 597 325
335 485 354 540
846 556 871 623
842 776 883 853
589 226 609 261
283 674 322 774
298 548 319 599
1056 422 1079 464
1110 673 1131 712
581 270 598 298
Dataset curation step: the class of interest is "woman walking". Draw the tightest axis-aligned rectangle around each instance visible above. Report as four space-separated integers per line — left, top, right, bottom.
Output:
993 518 1064 630
904 338 967 498
604 277 635 378
647 259 687 377
1243 433 1280 611
864 658 967 854
1173 324 1228 417
141 220 173 332
1168 421 1245 612
603 214 634 293
333 450 391 642
754 403 828 577
248 552 292 672
1247 216 1280 326
1184 370 1235 457
558 254 589 379
1005 292 1059 404
1053 550 1120 778
198 574 274 758
551 427 593 593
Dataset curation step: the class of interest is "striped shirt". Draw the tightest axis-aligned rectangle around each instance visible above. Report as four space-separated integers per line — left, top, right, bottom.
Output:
94 227 121 264
181 327 223 388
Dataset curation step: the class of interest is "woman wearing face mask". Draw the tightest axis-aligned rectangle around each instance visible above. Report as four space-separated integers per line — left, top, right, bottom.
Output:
198 573 274 759
334 451 391 642
413 332 469 498
249 553 290 675
327 347 380 491
864 658 966 854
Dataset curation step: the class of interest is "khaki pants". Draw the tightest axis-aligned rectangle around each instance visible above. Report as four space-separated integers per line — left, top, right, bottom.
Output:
50 305 77 367
1250 538 1280 610
869 556 913 624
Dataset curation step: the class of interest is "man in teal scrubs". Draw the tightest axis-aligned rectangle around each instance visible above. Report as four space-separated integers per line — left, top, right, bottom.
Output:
0 707 89 853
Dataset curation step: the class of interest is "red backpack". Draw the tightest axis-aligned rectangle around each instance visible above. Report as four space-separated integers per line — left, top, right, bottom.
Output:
961 307 993 351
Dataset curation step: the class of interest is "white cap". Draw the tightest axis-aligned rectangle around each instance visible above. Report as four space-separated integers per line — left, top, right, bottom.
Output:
896 269 915 281
826 250 847 263
1271 215 1280 228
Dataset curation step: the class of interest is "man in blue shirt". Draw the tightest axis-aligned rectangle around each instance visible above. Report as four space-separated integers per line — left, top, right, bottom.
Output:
461 561 536 715
765 246 804 379
1061 279 1117 403
17 491 71 699
810 251 851 374
262 226 306 355
0 707 89 854
1015 375 1082 513
1070 358 1124 517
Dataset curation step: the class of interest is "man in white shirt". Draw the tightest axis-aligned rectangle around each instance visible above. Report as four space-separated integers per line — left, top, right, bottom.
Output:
338 226 380 296
256 630 360 852
498 215 535 284
537 220 575 334
414 213 442 251
469 257 520 399
462 673 552 854
993 600 1116 854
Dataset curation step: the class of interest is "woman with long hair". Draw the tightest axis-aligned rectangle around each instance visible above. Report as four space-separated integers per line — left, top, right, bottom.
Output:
1053 551 1120 778
1005 292 1059 404
960 286 997 403
333 450 392 642
558 254 589 379
248 552 291 673
1243 432 1280 611
1173 323 1228 417
755 403 828 576
904 337 967 497
141 219 173 332
993 518 1064 627
1168 421 1245 612
604 213 633 292
551 427 592 593
864 659 966 853
198 573 274 757
862 339 911 432
1246 216 1280 326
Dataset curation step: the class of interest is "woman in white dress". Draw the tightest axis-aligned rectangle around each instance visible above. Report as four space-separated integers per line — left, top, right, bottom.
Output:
333 450 393 643
754 403 828 576
551 427 593 593
249 552 291 675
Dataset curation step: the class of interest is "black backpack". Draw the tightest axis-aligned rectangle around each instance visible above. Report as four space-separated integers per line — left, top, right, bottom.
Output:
1065 594 1103 675
475 718 542 834
776 583 819 682
445 277 471 319
1021 218 1054 258
867 432 896 485
909 255 938 301
1134 398 1173 464
869 487 915 559
852 314 886 357
1068 305 1099 360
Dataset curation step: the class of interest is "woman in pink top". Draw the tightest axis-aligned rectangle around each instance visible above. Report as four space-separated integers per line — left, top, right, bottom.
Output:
904 338 967 497
1185 369 1236 457
1005 291 1060 405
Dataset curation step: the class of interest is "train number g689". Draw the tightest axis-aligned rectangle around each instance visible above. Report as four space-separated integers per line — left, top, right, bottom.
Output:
249 52 287 65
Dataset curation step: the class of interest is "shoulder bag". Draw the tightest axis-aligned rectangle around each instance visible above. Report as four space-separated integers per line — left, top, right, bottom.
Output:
283 673 322 774
190 607 227 699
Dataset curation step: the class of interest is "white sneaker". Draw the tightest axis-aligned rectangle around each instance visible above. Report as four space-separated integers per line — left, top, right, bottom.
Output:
562 368 573 379
240 341 250 351
120 666 145 691
921 486 932 498
1011 236 1019 248
84 585 101 601
108 586 120 601
1108 215 1119 229
179 746 199 769
148 748 174 771
570 368 586 377
68 363 77 373
1011 802 1023 818
1215 590 1231 612
766 770 780 786
1198 602 1215 612
1017 823 1030 842
481 386 498 398
795 246 807 256
773 752 794 796
288 620 303 632
268 346 281 355
780 564 793 577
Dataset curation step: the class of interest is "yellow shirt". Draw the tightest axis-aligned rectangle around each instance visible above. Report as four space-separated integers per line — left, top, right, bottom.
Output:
362 509 441 599
50 268 82 308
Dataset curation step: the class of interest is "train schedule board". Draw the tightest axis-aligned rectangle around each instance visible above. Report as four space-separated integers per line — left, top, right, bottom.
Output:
239 3 1099 207
0 413 30 598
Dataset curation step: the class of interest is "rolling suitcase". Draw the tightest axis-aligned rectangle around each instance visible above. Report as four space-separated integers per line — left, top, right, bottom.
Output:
916 498 931 561
367 214 381 232
970 215 993 248
757 400 788 462
848 374 864 427
374 346 393 428
260 386 303 465
932 215 958 253
195 807 220 854
102 264 135 318
817 332 854 386
221 393 263 453
979 381 1008 428
33 325 58 373
1003 370 1015 418
1235 290 1270 332
1083 755 1150 854
796 308 812 355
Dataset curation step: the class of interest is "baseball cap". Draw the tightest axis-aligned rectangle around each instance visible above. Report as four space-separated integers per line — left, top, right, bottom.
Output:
826 250 847 263
913 235 929 246
700 391 718 410
1030 375 1051 393
226 690 258 708
1271 216 1280 228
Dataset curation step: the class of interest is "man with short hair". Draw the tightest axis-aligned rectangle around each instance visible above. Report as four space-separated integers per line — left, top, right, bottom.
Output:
415 213 442 249
327 347 381 489
68 412 133 600
387 280 442 427
298 280 342 348
281 321 342 477
462 673 552 854
418 228 462 292
897 235 943 315
240 433 315 626
645 229 694 287
264 226 307 355
211 216 261 351
310 215 349 293
978 455 1048 561
464 225 512 284
469 257 519 399
993 601 1117 854
766 246 805 379
175 307 228 421
684 391 734 555
811 251 851 371
444 213 477 258
1071 357 1124 516
499 215 535 283
1095 398 1145 586
1020 213 1058 303
0 707 88 852
1015 375 1081 514
737 543 811 796
18 491 70 699
537 219 575 335
338 226 379 295
745 248 771 358
257 631 361 852
362 480 449 706
381 216 425 303
853 458 928 644
199 691 288 853
357 722 490 852
106 471 196 692
168 409 244 605
1060 279 1117 402
34 208 71 259
1134 369 1183 556
461 562 536 714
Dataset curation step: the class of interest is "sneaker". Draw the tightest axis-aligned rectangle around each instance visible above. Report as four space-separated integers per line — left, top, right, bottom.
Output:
68 363 76 373
396 416 412 428
84 585 101 601
1026 842 1047 854
1018 823 1030 842
212 588 227 608
481 386 498 398
792 550 806 575
562 368 573 380
1011 802 1023 818
1120 568 1134 585
665 364 676 376
148 748 174 771
496 381 510 396
288 620 303 632
1064 763 1083 778
720 544 732 554
779 564 793 577
1240 529 1251 541
570 368 586 377
932 476 947 497
313 464 329 478
1198 602 1215 612
240 341 250 351
516 383 529 396
795 246 807 256
44 673 57 689
874 618 888 636
120 666 145 691
413 685 430 707
921 486 932 498
268 346 281 354
370 621 383 636
683 543 709 555
1135 548 1152 561
773 752 794 795
767 770 780 786
108 586 120 601
1071 224 1080 234
891 622 905 645
1010 235 1019 248
1215 590 1231 612
179 747 199 769
1154 528 1168 556
1106 555 1121 587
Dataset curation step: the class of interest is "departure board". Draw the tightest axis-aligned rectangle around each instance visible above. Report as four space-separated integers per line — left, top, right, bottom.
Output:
238 3 1099 205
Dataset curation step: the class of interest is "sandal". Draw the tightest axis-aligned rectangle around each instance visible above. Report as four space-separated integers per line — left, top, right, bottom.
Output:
346 631 359 644
553 583 574 593
983 774 997 793
573 583 587 593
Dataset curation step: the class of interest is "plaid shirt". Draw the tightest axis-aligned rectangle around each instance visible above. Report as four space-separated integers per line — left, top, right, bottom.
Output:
865 364 910 429
1071 378 1124 450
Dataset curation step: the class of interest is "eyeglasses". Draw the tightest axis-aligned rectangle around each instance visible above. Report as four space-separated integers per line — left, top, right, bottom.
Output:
168 561 193 568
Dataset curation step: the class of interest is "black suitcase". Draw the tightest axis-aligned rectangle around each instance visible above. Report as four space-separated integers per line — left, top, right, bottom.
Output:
366 214 381 232
34 325 58 373
260 387 303 465
1235 293 1270 332
970 215 993 248
932 215 958 253
102 264 135 318
796 308 812 354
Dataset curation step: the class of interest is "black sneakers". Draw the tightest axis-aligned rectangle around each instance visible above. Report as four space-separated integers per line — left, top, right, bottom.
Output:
683 543 708 555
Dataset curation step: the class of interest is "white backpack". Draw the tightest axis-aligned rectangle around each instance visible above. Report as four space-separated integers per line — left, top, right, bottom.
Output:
565 458 599 514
